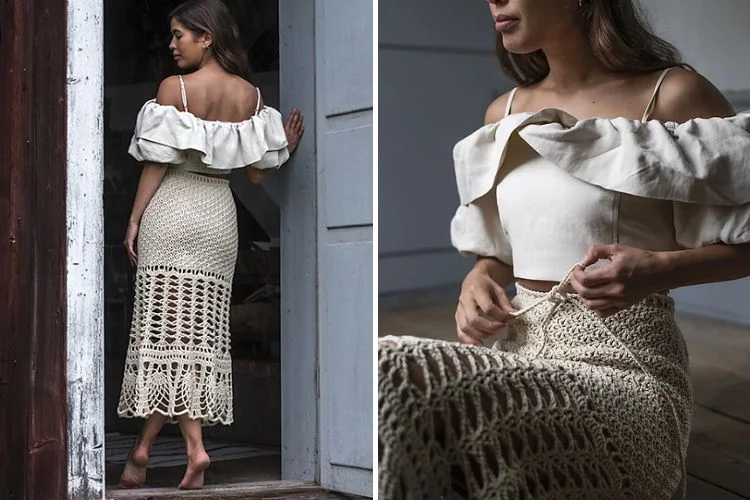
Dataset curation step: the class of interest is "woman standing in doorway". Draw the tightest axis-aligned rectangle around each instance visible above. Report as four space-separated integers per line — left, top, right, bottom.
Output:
379 0 750 498
116 0 304 490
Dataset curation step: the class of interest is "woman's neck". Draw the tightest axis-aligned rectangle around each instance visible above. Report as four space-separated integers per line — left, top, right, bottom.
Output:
540 35 607 91
198 57 221 72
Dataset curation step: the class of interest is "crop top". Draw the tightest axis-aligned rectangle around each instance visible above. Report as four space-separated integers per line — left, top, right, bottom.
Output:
450 69 750 281
128 75 289 173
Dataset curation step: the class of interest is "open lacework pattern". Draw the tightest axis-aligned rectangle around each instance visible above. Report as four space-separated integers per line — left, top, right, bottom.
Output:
117 170 238 426
378 283 692 499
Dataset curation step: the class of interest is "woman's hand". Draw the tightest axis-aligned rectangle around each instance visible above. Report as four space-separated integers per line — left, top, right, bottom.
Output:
570 243 669 316
456 265 517 346
285 108 305 155
124 221 140 266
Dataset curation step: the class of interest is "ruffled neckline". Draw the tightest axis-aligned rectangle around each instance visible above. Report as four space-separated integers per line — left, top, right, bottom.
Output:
128 98 289 170
453 107 750 208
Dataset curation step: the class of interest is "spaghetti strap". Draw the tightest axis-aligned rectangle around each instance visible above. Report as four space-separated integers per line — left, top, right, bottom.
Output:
505 87 519 117
177 75 188 113
641 67 677 121
254 87 262 115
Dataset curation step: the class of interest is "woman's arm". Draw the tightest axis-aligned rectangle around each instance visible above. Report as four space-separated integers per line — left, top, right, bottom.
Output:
128 77 182 221
571 243 750 314
455 90 521 344
128 163 168 224
644 69 742 286
473 256 515 288
124 163 168 265
124 77 180 263
659 244 750 287
571 69 745 313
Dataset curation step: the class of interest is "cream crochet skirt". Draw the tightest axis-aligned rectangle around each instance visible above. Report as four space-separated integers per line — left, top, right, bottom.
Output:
378 284 692 499
117 169 238 426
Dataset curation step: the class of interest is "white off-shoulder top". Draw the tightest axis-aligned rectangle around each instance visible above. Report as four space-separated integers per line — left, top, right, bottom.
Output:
450 103 750 282
128 81 289 174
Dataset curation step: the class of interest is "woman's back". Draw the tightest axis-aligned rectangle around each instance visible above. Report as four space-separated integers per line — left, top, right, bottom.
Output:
174 68 261 123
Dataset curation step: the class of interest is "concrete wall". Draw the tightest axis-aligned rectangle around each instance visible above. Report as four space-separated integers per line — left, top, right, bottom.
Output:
379 0 750 326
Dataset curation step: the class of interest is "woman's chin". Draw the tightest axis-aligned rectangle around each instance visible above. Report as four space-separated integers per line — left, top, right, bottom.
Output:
175 59 195 70
500 37 536 55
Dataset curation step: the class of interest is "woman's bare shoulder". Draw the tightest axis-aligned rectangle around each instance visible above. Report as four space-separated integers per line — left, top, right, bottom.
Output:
484 89 516 125
155 75 184 108
651 67 735 122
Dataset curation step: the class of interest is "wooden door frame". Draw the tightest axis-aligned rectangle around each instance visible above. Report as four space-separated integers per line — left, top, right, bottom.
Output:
1 0 69 498
64 0 321 497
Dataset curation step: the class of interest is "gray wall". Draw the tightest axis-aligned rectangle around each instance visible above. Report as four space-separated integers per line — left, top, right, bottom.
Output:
379 0 750 326
646 0 750 92
378 0 512 295
646 1 750 323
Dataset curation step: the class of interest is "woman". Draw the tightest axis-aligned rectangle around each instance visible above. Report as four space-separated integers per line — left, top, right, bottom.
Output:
379 0 750 498
116 0 304 490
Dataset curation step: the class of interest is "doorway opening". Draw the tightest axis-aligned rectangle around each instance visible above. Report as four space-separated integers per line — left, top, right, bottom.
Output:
102 0 282 490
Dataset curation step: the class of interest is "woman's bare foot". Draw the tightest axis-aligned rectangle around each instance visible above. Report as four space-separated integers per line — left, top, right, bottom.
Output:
177 450 210 490
118 445 149 489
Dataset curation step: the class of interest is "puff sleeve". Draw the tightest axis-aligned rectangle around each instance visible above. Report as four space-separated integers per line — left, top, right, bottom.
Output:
450 129 514 265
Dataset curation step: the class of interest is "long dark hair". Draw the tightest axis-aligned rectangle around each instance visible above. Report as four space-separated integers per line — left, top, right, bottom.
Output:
169 0 252 80
498 0 687 86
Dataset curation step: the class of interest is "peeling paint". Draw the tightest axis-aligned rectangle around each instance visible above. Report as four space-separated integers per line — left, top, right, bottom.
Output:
67 0 105 498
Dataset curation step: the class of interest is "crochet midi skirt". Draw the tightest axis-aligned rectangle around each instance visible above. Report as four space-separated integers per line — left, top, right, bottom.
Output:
378 284 693 500
117 169 238 426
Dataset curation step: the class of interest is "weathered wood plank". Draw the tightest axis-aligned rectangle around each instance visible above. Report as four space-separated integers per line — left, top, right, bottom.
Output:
677 312 750 423
106 480 329 499
26 0 70 497
66 1 105 498
686 475 747 500
686 405 750 498
0 2 32 498
0 0 69 498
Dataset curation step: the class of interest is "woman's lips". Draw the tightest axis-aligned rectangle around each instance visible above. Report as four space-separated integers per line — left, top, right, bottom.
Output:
495 17 519 32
